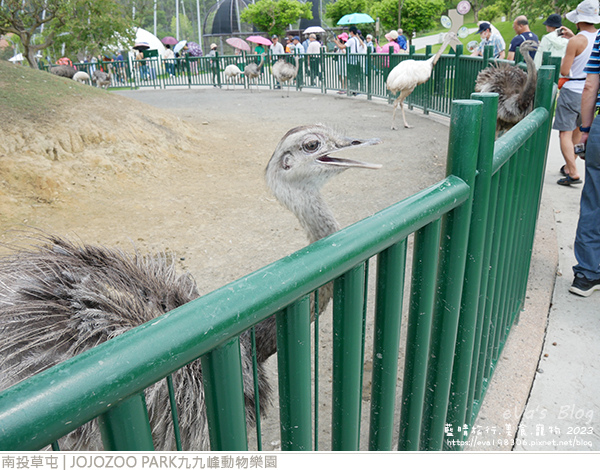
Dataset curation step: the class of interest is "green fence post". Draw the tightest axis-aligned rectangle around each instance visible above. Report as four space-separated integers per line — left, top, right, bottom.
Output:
483 45 493 68
423 45 432 115
420 99 482 451
445 92 499 449
398 219 442 451
276 297 313 451
98 393 154 451
368 240 407 451
366 47 372 100
332 263 366 451
201 337 248 451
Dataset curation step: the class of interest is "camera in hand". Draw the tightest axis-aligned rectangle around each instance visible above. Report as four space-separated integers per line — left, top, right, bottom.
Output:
574 143 586 156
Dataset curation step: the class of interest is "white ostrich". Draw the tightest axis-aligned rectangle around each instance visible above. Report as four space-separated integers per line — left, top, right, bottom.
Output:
72 71 91 85
272 56 300 97
475 40 538 137
386 32 459 130
0 125 381 451
223 64 243 90
243 53 266 92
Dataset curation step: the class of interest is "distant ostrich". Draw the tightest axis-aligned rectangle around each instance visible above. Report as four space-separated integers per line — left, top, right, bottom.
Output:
49 65 77 79
272 56 300 97
72 71 91 85
244 53 266 92
92 70 111 89
475 40 538 136
0 125 381 451
386 32 459 130
223 64 243 90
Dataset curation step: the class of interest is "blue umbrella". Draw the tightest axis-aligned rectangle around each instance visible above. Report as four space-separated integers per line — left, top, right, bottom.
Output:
337 13 375 25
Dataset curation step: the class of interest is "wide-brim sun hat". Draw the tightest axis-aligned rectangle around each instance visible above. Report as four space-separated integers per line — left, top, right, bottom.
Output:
566 0 600 24
385 30 399 41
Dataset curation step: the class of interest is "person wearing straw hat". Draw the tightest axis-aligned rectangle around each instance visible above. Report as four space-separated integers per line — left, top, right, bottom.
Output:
534 13 569 69
569 0 600 296
554 0 600 186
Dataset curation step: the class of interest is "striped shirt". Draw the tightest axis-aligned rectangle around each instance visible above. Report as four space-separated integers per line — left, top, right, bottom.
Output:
584 30 600 107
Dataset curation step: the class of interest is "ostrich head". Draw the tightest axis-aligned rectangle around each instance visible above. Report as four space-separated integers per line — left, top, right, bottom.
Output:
519 40 538 57
266 125 381 242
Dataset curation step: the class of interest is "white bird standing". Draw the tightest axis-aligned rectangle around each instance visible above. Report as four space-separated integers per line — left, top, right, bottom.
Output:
272 56 300 97
72 71 91 85
0 125 381 451
386 32 459 130
223 64 243 90
244 53 266 92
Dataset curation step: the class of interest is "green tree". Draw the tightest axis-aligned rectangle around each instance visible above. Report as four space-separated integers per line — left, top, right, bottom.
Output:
0 0 133 68
324 0 367 25
371 0 445 38
240 0 313 37
170 14 195 41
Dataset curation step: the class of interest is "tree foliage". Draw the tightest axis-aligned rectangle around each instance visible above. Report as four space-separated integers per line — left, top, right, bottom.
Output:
240 0 313 37
0 0 133 68
371 0 445 38
324 0 367 25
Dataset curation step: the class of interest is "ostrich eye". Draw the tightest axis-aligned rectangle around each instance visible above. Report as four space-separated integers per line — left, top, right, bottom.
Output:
303 139 320 153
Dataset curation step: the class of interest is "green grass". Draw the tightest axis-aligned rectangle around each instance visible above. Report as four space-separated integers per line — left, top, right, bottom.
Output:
415 16 551 54
0 61 107 123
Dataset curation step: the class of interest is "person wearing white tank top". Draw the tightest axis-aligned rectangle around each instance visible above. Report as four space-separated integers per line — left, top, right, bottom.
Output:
554 14 599 185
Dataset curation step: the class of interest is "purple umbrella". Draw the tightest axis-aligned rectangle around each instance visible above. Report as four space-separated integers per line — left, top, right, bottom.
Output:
187 41 203 57
162 36 178 45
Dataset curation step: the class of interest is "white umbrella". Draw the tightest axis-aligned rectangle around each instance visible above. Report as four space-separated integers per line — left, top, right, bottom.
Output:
303 26 325 34
174 40 187 54
8 53 24 62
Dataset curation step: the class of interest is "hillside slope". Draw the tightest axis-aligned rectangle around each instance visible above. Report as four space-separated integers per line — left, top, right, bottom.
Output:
0 62 201 220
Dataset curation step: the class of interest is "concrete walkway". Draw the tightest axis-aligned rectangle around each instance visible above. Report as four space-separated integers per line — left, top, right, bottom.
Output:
514 129 600 451
464 128 600 452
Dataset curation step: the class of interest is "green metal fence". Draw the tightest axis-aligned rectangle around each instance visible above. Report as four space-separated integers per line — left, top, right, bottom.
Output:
53 45 560 121
0 65 557 451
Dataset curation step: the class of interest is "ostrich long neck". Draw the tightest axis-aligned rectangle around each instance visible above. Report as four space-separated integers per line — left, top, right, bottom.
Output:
282 186 339 243
518 52 537 110
430 35 453 66
252 184 339 362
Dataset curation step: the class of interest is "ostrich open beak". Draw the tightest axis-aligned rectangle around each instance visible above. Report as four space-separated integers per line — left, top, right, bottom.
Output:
316 137 382 169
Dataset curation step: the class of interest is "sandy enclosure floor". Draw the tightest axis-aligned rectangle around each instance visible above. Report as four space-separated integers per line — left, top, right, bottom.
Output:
1 86 450 450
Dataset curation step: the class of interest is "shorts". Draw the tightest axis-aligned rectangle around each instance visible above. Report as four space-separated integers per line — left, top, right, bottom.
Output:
552 87 582 131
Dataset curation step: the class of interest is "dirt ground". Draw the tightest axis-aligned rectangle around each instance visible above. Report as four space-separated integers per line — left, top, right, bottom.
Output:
0 80 451 450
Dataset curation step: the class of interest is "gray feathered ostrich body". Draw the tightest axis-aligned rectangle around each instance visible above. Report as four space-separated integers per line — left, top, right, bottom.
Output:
244 53 266 91
272 56 300 97
474 40 538 136
49 65 77 79
0 125 380 450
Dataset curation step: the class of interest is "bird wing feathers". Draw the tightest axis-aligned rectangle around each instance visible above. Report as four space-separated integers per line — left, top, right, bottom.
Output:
386 59 434 93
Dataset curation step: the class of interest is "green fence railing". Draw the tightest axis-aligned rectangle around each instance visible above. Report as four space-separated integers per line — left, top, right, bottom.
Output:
44 45 561 121
0 65 557 451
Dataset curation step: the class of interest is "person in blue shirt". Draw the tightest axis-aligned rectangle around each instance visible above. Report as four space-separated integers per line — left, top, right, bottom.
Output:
396 29 408 52
507 15 539 60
